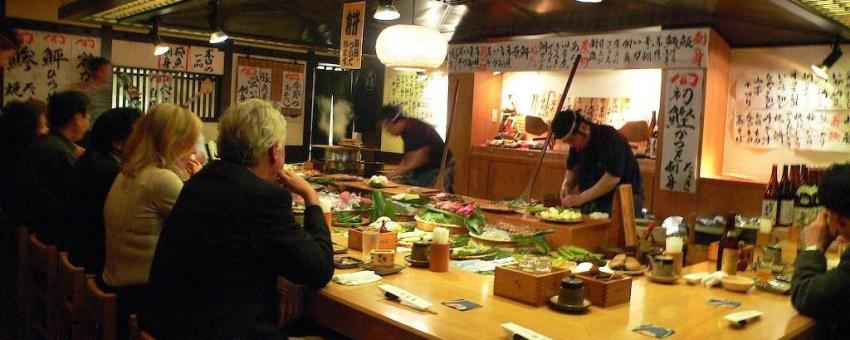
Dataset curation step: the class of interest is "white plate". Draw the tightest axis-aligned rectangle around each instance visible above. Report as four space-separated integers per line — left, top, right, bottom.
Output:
683 272 710 285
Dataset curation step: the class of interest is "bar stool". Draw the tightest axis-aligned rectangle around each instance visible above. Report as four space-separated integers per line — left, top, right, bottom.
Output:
81 276 116 340
57 252 85 340
18 229 59 340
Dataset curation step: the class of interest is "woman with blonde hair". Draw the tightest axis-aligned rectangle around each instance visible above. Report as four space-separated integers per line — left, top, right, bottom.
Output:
102 103 201 335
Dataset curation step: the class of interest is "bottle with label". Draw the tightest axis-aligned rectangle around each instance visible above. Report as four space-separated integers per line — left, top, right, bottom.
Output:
794 165 811 226
777 165 795 227
647 111 658 159
762 165 779 224
717 213 740 275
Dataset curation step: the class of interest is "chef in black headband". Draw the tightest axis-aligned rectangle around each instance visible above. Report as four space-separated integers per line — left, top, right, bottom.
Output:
379 105 454 192
552 109 644 215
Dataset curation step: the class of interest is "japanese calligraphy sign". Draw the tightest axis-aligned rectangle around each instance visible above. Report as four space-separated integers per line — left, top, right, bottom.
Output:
448 28 709 73
236 66 272 102
280 70 305 112
146 72 175 107
383 69 449 137
188 46 224 74
340 1 365 69
660 69 704 193
157 44 188 71
3 29 101 103
733 68 850 152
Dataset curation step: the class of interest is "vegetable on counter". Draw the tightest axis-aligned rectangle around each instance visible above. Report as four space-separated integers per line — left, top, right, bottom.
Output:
556 246 605 265
334 212 362 224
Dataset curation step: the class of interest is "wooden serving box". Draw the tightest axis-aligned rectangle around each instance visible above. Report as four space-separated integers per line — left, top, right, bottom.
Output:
494 265 570 306
347 228 397 251
574 273 632 307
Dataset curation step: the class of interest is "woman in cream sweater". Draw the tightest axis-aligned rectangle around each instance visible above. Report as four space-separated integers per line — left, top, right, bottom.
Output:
102 103 201 320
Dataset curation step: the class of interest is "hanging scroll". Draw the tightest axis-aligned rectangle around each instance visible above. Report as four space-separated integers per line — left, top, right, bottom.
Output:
340 1 365 69
3 29 101 103
448 28 708 73
236 65 272 102
660 69 704 193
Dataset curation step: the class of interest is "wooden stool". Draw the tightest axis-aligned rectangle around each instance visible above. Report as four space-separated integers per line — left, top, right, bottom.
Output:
18 230 59 340
81 276 116 340
57 252 85 340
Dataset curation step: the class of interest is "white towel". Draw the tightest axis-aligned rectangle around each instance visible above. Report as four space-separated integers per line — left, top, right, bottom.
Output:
332 270 382 286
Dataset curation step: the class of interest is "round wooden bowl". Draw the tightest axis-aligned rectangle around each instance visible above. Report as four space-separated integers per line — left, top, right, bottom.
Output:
414 215 468 234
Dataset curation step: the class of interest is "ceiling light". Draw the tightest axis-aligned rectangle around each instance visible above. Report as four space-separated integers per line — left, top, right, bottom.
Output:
374 0 400 21
208 0 228 43
209 30 228 43
149 18 169 56
811 41 843 80
575 0 602 3
376 24 447 72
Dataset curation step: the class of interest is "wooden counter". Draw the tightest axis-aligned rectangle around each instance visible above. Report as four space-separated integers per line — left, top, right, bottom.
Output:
304 233 814 340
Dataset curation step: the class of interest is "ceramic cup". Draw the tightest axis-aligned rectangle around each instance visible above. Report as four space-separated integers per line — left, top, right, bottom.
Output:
558 276 585 306
410 242 430 262
370 249 395 268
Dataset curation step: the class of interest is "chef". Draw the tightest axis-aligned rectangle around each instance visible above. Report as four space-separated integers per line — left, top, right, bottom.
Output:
552 109 643 214
380 105 454 192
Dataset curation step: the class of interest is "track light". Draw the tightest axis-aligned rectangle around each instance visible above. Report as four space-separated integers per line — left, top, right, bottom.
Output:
149 19 170 56
208 0 229 43
812 41 843 80
374 0 400 21
575 0 602 3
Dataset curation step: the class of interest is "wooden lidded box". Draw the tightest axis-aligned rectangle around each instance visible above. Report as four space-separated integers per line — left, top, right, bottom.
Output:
494 265 570 306
574 273 632 307
347 229 397 251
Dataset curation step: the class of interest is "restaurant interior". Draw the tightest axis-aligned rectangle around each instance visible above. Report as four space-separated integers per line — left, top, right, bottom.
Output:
4 0 850 339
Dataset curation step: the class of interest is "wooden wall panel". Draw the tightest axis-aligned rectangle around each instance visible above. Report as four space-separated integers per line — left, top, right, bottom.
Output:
468 157 491 198
448 73 474 195
701 29 731 178
470 72 503 147
488 160 532 200
696 178 764 217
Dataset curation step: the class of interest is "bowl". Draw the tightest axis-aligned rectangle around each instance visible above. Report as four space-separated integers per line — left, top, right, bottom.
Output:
721 275 754 292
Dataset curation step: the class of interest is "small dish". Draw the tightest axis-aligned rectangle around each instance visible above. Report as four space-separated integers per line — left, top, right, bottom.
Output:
332 243 348 254
404 255 429 268
359 263 407 276
333 256 362 269
547 296 591 313
646 272 679 284
721 275 754 292
683 272 710 285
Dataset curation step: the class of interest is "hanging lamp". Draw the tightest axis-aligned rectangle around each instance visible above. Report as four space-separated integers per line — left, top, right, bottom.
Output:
375 0 447 72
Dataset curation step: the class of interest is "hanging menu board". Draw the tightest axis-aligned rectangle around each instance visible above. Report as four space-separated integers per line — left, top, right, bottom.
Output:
147 72 175 107
236 65 272 102
235 56 307 122
566 97 633 127
3 29 101 103
732 69 850 151
383 69 449 137
156 44 224 74
340 1 365 69
448 28 708 73
660 69 704 193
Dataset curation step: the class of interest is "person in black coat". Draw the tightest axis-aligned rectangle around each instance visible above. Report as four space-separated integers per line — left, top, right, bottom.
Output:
792 163 850 339
142 99 334 339
62 107 141 275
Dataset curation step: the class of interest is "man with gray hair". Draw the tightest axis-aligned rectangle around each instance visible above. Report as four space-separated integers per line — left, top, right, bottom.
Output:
142 99 334 339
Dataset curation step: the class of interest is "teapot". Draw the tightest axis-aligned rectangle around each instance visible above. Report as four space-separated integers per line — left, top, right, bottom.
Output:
647 254 675 278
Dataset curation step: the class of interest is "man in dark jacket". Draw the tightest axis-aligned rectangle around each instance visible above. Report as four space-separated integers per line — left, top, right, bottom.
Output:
16 91 90 243
792 163 850 339
62 108 141 275
142 99 334 339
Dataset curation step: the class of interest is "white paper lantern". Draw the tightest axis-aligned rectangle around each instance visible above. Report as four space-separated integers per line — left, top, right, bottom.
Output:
376 24 447 72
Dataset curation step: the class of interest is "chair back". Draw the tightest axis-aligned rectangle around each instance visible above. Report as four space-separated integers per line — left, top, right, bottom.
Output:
81 276 117 340
57 252 86 340
18 231 59 340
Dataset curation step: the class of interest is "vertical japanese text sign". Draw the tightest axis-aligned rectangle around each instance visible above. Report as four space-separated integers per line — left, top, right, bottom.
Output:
660 69 704 193
340 1 365 69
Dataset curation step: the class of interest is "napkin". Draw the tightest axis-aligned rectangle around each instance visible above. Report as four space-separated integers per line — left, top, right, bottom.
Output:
332 271 382 286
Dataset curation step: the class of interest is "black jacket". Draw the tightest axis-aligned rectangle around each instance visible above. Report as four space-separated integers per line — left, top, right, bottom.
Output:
791 248 850 339
62 149 120 274
142 161 334 339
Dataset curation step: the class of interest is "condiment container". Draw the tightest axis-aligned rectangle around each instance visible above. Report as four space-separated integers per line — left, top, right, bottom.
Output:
557 276 585 306
494 265 570 306
575 273 633 307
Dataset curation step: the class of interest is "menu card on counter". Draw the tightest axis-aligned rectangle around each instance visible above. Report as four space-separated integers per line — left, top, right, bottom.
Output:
3 29 101 103
448 28 708 73
660 69 704 193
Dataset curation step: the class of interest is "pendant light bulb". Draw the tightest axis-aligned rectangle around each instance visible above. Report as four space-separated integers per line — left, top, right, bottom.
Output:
374 1 400 21
210 30 229 44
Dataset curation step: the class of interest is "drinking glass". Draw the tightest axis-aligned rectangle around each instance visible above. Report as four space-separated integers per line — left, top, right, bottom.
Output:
535 256 552 273
362 231 380 263
756 258 773 282
519 256 536 273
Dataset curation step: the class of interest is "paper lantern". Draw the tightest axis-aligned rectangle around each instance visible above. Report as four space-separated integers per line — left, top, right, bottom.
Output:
376 24 447 72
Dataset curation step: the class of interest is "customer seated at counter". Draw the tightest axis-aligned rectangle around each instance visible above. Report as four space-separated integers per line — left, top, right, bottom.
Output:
102 103 201 336
380 104 454 192
792 164 850 339
552 109 643 215
142 99 334 339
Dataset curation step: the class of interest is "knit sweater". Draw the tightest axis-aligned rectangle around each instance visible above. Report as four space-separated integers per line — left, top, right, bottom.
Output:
102 166 183 286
